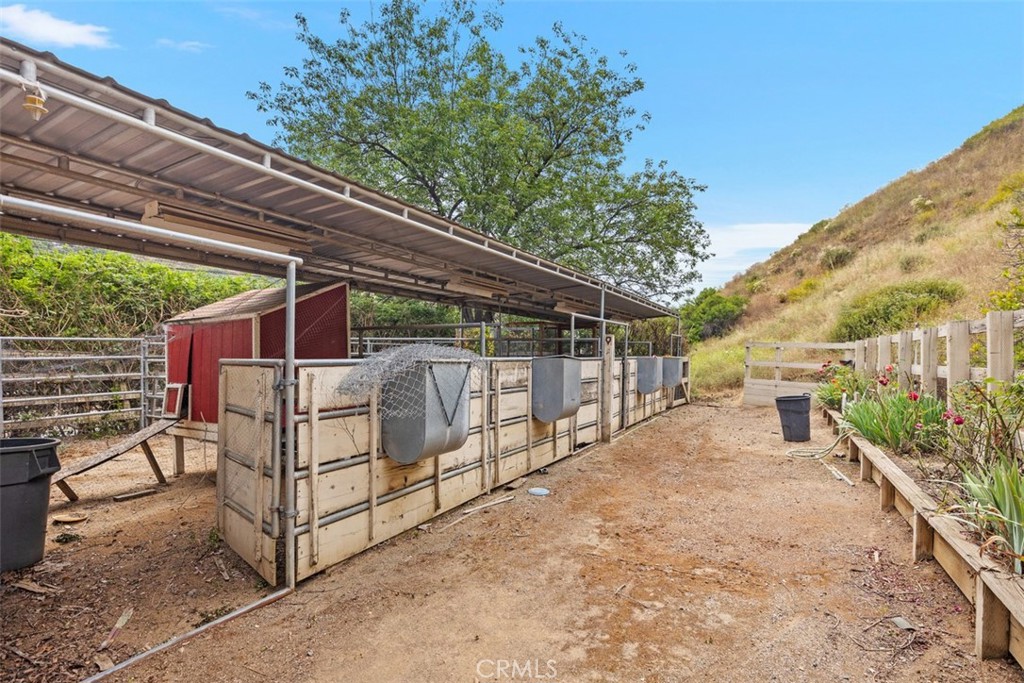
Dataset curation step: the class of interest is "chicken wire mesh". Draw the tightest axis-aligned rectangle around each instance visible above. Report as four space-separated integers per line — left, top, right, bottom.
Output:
335 344 483 420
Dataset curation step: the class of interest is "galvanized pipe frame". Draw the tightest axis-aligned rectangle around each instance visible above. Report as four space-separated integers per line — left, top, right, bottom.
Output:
1 58 673 321
0 335 160 433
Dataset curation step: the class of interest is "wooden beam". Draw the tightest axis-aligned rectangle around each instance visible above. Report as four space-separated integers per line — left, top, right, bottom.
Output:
987 310 1014 388
912 512 934 562
600 335 614 443
920 327 939 395
897 331 914 391
946 320 971 402
880 477 896 511
976 578 1011 659
139 440 166 485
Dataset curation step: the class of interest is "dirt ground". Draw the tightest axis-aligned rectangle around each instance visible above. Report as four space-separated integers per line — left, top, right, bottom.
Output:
2 403 1021 682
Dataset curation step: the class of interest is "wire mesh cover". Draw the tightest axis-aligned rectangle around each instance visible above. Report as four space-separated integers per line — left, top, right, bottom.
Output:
336 345 482 463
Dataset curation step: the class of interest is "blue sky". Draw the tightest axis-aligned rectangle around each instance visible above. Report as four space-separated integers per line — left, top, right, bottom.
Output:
2 1 1022 291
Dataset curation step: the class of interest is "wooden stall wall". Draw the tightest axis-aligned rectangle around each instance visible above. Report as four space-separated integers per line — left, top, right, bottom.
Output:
219 354 680 586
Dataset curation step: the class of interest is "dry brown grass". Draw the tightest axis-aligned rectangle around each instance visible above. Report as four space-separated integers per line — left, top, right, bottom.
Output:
698 107 1024 396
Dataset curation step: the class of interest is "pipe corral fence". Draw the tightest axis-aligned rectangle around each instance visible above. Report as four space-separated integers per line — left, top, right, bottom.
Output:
0 336 166 436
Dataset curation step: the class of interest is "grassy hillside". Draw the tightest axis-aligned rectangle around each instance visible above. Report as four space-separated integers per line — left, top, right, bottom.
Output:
695 106 1024 395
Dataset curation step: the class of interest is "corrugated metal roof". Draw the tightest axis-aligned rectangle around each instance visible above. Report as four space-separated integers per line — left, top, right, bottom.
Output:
166 282 328 323
0 38 676 322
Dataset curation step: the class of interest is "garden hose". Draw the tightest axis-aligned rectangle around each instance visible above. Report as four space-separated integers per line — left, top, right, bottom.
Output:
785 433 846 460
785 431 856 486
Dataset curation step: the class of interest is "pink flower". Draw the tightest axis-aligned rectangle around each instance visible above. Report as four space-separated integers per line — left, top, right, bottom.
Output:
942 409 954 420
914 423 923 430
885 364 894 373
953 415 965 426
908 391 920 401
878 376 890 386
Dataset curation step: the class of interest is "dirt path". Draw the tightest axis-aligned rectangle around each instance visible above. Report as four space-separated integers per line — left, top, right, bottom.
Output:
3 404 1021 682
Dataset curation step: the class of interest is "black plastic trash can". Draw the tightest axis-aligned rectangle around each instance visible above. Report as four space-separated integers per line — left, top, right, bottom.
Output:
1 438 61 572
775 394 811 442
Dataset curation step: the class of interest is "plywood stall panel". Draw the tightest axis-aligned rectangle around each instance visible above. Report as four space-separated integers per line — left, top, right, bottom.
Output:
217 364 279 585
220 355 676 586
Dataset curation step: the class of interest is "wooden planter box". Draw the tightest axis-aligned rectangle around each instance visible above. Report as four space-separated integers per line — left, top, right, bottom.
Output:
822 407 1024 665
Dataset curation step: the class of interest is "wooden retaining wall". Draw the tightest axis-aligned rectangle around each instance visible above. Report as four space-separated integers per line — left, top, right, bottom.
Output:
218 345 690 586
821 407 1024 665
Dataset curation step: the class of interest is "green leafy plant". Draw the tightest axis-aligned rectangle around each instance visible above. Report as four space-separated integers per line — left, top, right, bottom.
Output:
680 288 747 344
814 362 871 410
842 386 947 455
830 280 964 341
958 456 1024 574
780 277 820 303
819 245 854 271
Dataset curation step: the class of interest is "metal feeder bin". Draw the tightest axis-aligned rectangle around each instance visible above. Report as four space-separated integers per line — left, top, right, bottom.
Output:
531 355 582 423
381 361 472 464
662 356 685 388
636 356 664 395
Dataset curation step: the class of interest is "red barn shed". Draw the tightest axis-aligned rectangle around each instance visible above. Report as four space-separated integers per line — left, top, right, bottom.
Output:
163 282 349 432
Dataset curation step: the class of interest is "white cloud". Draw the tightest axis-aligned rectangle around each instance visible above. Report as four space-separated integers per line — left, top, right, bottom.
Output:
0 4 112 48
156 38 212 54
698 222 810 289
214 4 291 30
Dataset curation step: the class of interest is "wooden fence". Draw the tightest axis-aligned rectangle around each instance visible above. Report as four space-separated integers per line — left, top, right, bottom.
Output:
744 310 1023 406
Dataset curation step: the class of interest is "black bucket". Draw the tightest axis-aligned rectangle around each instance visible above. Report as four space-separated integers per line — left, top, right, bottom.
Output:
775 394 811 442
1 438 61 572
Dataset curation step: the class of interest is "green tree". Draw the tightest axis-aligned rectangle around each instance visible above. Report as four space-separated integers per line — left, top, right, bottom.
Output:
250 0 708 299
680 288 747 344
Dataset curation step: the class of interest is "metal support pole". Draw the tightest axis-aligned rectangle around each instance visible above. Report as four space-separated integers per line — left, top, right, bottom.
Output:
479 321 487 358
139 337 148 430
0 337 5 435
284 261 298 589
599 288 607 358
570 315 576 357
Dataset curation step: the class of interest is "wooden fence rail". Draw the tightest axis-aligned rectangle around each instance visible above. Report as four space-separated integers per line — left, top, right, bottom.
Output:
744 309 1024 406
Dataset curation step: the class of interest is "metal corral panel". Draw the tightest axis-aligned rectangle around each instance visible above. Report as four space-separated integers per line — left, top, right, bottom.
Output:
381 362 472 464
636 357 663 395
531 356 582 423
662 357 684 388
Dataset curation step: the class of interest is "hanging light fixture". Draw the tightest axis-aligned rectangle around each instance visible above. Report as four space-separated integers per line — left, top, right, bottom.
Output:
22 87 48 121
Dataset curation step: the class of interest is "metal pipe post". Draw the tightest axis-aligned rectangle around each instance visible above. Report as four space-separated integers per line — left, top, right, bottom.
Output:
570 315 576 357
139 337 148 430
284 261 298 588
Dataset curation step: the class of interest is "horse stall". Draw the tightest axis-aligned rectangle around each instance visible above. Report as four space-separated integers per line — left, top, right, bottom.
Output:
217 340 690 586
161 282 349 471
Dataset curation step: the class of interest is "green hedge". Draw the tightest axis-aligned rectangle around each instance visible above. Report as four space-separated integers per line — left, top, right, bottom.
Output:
830 280 964 342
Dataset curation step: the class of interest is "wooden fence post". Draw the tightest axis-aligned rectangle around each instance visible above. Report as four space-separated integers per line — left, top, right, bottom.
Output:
946 321 971 402
987 311 1014 389
774 345 783 383
898 331 914 390
865 338 878 375
854 340 866 372
877 335 892 371
921 327 939 395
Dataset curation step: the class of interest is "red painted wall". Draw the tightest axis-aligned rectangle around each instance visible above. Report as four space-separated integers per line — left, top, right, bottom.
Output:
259 285 348 360
189 319 253 423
